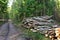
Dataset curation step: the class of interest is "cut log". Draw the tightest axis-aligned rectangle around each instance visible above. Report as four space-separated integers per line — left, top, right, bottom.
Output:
41 15 53 20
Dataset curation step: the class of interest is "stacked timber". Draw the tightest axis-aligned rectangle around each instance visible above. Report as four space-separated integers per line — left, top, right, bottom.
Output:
22 15 59 34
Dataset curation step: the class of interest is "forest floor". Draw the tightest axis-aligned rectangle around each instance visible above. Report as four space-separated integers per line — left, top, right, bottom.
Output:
0 22 26 40
0 21 55 40
15 23 50 40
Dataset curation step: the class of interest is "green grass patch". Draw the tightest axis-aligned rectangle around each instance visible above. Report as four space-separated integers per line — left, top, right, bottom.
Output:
15 24 50 40
0 21 4 26
22 28 49 40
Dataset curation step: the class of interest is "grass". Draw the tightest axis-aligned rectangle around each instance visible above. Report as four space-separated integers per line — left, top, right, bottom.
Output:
0 21 4 26
15 23 50 40
21 28 49 40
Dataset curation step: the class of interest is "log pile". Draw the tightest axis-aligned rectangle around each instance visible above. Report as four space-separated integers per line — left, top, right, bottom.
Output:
22 15 59 34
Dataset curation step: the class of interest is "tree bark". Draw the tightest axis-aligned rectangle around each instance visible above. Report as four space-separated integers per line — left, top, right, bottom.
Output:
54 13 60 22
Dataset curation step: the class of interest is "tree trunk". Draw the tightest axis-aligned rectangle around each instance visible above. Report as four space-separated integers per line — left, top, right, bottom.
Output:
54 13 60 22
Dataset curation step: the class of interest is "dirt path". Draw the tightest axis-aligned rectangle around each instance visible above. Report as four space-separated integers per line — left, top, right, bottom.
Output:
0 22 26 40
0 23 8 40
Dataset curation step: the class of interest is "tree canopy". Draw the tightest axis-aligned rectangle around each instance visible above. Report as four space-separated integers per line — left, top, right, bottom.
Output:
10 0 56 22
1 0 60 22
0 0 8 19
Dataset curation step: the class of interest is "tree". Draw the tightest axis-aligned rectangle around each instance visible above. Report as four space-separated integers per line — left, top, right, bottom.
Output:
54 0 60 21
0 0 8 19
10 0 56 23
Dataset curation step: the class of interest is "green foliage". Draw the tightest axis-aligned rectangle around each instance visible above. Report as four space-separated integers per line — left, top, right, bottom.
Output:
20 27 49 40
0 0 8 19
0 0 56 21
45 0 56 16
10 0 56 23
